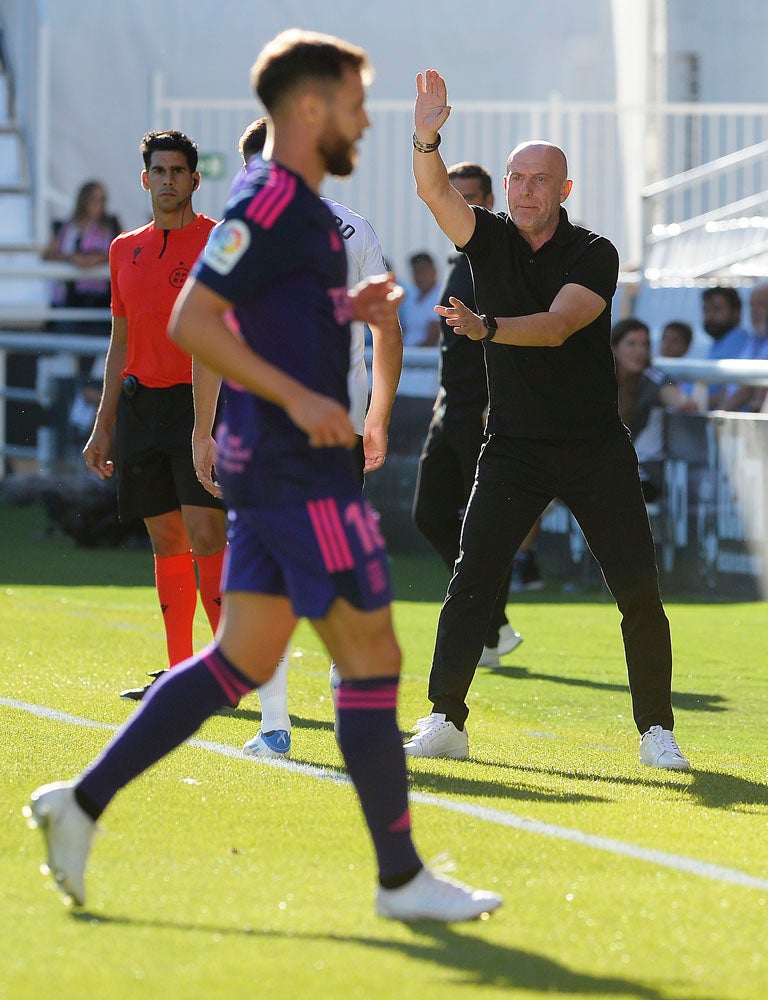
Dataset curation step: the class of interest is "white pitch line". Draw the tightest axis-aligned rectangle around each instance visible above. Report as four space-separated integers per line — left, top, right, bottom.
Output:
4 697 768 892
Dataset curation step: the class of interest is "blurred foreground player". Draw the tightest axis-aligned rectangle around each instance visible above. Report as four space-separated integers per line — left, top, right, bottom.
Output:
193 117 403 759
26 30 501 923
82 129 226 699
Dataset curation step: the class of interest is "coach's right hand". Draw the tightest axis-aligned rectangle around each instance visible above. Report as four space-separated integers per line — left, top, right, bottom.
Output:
414 69 451 141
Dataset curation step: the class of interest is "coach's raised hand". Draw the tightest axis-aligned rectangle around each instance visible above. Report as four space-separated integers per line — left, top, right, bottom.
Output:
414 69 451 143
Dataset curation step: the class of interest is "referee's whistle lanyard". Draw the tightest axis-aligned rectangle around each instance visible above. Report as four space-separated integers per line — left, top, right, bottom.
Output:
122 230 173 397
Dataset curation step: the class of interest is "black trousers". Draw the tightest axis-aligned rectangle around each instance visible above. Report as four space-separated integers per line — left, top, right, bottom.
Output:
412 413 513 647
429 428 674 735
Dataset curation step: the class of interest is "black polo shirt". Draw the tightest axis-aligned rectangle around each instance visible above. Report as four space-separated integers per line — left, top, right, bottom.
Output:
437 252 488 422
460 206 621 439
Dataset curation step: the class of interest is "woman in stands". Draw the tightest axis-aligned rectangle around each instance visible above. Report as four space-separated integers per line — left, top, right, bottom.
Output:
43 180 121 327
611 316 699 501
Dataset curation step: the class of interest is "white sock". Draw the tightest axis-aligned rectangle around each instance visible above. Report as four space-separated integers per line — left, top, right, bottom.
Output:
257 643 291 733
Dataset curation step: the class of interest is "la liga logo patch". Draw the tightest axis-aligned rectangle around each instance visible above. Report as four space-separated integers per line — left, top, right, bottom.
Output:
204 219 251 274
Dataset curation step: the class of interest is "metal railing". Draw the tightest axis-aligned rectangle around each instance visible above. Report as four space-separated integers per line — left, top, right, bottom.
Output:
151 75 768 278
0 328 108 477
2 320 768 481
641 137 768 281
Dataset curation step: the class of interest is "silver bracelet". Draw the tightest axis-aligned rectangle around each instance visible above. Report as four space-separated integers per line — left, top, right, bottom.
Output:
412 131 442 153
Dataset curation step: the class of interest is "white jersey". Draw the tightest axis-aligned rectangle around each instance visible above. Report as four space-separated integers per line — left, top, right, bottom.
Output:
322 198 388 434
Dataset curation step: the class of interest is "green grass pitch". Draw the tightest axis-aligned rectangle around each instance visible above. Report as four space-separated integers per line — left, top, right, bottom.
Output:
1 499 767 999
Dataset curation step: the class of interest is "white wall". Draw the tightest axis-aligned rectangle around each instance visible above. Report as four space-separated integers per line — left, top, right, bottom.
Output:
32 0 617 234
667 0 768 102
3 0 768 259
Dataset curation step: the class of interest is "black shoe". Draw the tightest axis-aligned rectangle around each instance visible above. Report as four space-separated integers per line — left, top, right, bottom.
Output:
119 669 168 701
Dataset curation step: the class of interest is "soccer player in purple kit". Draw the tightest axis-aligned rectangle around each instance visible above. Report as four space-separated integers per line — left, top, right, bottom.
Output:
24 30 501 924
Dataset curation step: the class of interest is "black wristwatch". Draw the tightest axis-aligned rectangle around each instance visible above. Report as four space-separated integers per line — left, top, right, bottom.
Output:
480 314 498 340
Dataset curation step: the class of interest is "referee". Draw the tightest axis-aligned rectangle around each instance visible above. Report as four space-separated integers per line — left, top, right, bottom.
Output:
83 130 226 698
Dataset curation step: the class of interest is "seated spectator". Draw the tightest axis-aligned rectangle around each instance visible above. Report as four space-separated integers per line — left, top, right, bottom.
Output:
611 317 699 501
659 320 693 359
701 286 749 360
699 286 750 402
710 282 768 412
43 180 121 335
399 251 441 347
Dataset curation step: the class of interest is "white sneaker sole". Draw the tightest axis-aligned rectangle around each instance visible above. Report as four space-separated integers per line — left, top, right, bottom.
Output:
242 742 291 760
376 868 502 922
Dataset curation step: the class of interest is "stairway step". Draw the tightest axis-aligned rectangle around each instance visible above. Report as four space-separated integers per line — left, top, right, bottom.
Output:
0 192 33 242
0 130 25 186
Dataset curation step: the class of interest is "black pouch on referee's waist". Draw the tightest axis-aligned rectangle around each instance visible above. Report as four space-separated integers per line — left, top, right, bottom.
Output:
122 375 139 398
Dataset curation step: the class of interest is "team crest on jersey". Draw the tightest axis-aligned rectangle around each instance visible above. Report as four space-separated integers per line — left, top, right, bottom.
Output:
204 219 251 274
169 266 190 288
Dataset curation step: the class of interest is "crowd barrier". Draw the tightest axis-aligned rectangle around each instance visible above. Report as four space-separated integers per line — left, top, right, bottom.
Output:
3 332 768 598
366 353 768 599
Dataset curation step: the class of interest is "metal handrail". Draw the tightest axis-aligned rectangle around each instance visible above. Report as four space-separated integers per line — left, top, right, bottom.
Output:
0 261 110 280
646 191 768 244
641 138 768 199
653 356 768 387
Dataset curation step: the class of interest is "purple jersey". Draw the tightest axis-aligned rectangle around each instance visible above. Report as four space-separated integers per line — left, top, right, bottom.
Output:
193 159 358 508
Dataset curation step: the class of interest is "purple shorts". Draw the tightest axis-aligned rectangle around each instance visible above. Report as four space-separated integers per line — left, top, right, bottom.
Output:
222 495 393 619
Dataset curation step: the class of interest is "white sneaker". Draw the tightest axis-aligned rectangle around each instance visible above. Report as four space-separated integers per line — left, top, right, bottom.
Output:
23 781 96 906
243 729 291 758
639 725 690 770
329 662 342 697
497 623 524 656
477 624 523 667
403 713 469 760
376 865 502 922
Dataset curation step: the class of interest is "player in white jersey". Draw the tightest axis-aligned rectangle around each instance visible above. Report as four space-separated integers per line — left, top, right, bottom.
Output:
323 197 400 467
193 119 403 758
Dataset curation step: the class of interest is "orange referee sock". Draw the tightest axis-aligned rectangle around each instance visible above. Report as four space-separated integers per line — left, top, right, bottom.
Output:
194 548 225 635
154 552 197 666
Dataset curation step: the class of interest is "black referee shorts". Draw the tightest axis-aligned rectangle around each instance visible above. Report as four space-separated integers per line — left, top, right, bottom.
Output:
114 379 223 522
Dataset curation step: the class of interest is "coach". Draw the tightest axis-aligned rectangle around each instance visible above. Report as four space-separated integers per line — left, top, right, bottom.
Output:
403 69 689 771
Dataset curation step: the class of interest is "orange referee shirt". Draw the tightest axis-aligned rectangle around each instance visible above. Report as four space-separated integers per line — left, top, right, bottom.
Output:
110 214 217 388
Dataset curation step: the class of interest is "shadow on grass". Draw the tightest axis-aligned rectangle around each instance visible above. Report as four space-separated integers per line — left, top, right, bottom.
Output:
404 758 678 806
486 663 728 714
220 710 764 812
407 769 610 806
217 706 337 737
69 912 683 998
686 768 768 812
409 757 767 814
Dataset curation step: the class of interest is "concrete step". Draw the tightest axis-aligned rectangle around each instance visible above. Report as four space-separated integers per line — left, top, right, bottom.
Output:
645 218 768 280
0 250 50 307
0 75 9 125
0 129 25 186
0 191 33 243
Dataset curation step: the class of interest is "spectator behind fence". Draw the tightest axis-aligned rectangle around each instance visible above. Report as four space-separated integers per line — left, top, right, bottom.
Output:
659 320 693 359
399 251 441 346
700 286 749 402
710 282 768 413
42 180 121 337
611 317 699 502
